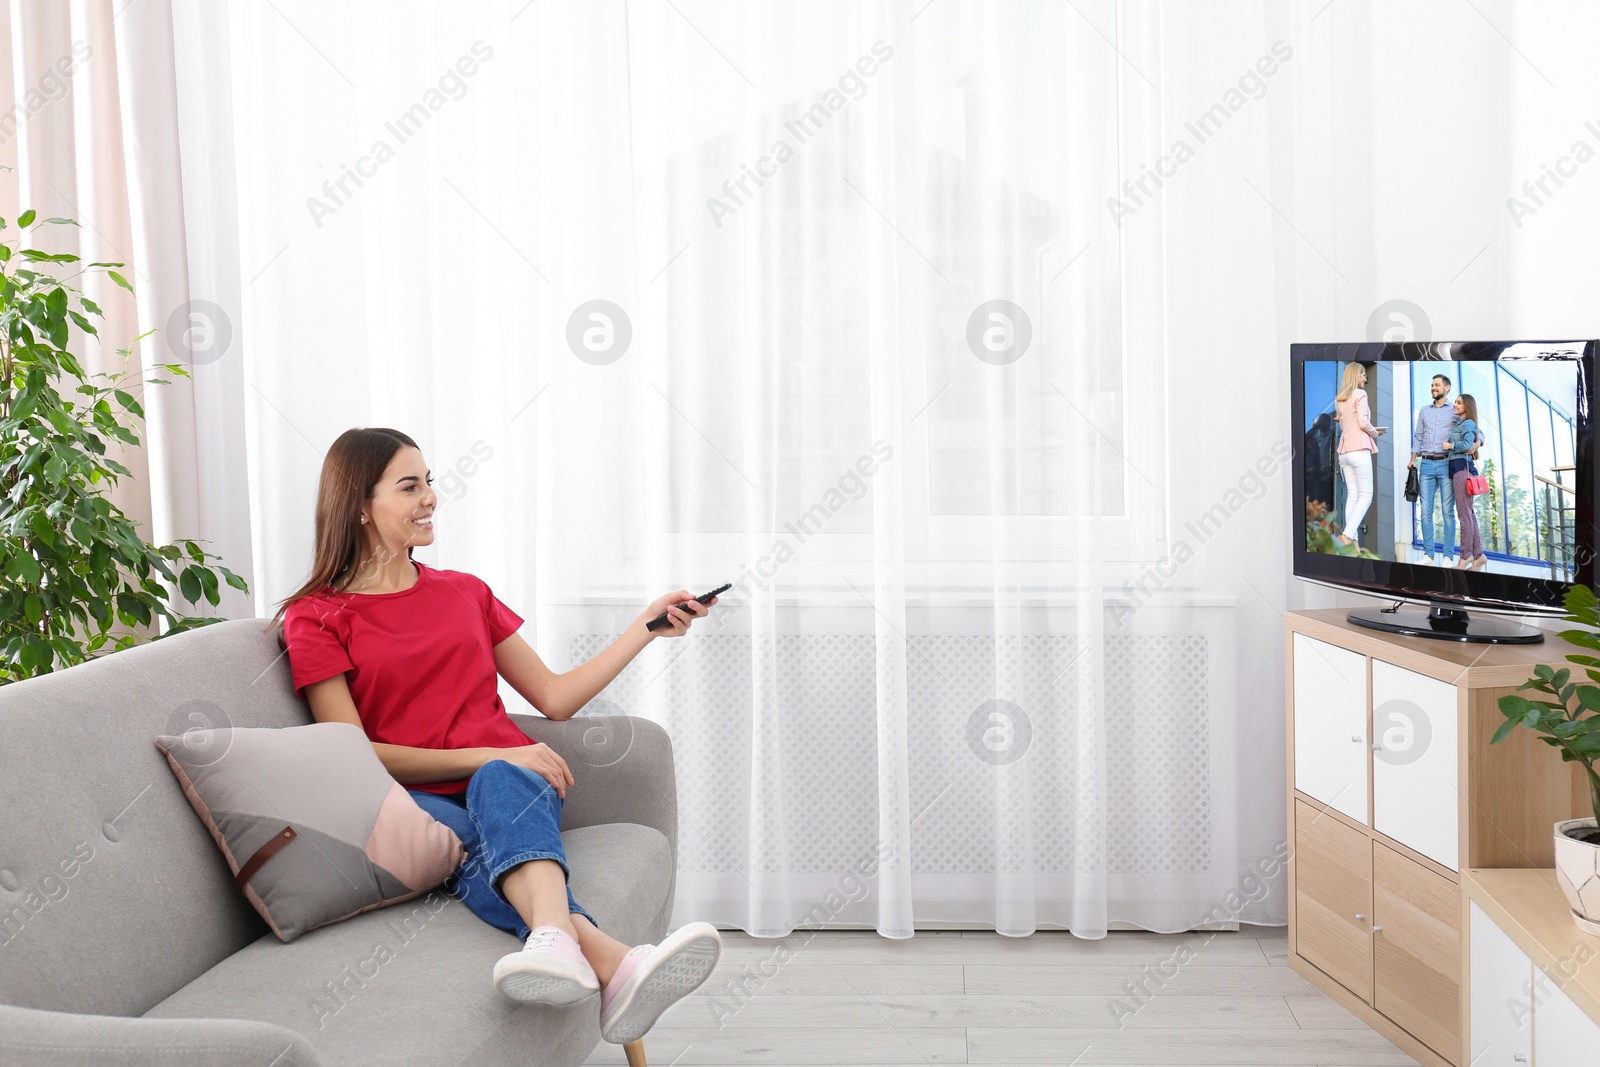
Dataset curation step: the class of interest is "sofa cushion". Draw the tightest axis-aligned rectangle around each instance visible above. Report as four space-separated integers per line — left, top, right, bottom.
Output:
154 722 467 943
0 619 337 1019
142 822 672 1067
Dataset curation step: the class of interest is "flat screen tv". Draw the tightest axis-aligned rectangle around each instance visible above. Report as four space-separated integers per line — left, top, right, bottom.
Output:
1291 340 1597 643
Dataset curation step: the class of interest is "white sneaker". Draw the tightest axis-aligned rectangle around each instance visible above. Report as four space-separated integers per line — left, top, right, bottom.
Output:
493 925 600 1005
599 921 723 1044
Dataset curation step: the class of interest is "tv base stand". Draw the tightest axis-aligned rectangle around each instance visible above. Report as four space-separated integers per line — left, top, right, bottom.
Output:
1347 601 1544 644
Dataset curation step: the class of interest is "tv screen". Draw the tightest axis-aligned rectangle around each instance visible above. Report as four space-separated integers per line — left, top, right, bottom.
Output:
1292 341 1596 624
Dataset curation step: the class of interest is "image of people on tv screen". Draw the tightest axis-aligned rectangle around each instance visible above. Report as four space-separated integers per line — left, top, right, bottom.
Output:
1303 358 1578 580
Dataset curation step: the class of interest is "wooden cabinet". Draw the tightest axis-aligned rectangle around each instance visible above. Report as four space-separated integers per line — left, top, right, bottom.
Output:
1465 871 1600 1067
1372 842 1460 1062
1286 610 1588 1067
1294 799 1372 999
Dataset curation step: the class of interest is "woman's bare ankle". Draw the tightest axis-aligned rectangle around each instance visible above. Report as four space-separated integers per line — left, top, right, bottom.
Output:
571 925 630 983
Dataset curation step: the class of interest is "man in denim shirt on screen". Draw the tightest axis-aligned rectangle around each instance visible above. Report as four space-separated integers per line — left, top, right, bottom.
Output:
1409 373 1479 563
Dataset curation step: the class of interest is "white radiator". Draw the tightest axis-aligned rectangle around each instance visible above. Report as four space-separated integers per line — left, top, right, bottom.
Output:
569 614 1233 881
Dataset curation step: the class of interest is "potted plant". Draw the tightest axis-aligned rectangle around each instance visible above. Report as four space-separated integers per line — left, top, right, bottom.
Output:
0 209 247 683
1494 583 1600 933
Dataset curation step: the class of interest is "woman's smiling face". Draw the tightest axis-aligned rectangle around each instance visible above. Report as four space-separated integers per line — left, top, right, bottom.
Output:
362 445 436 548
1453 397 1465 417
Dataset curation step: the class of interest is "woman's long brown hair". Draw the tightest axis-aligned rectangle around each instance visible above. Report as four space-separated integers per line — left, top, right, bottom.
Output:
263 427 421 633
1457 393 1479 426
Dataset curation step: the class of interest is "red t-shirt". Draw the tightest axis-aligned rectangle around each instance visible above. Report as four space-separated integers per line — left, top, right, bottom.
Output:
282 560 536 794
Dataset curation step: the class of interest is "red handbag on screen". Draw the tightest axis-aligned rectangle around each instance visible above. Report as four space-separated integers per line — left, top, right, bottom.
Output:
1466 462 1489 496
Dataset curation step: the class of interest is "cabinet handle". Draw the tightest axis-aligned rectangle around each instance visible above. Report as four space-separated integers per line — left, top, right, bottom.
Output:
1350 735 1362 742
1371 925 1384 933
1372 742 1382 751
1353 913 1364 920
1514 1055 1528 1063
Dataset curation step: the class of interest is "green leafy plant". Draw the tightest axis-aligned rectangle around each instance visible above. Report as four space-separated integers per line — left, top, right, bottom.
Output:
1480 457 1502 552
1504 472 1535 558
0 209 247 683
1494 584 1600 836
1305 500 1380 559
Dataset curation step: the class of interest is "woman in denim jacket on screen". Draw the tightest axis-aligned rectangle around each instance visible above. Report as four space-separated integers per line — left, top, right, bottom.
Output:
1446 394 1486 570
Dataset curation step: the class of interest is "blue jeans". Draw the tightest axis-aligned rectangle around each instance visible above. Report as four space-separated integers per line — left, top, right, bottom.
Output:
407 759 598 943
1417 458 1455 556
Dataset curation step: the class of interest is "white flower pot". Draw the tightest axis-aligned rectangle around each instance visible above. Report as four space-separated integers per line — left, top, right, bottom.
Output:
1553 818 1600 935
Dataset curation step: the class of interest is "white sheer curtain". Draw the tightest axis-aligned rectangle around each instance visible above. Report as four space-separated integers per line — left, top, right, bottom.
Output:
23 0 1599 937
209 0 1248 938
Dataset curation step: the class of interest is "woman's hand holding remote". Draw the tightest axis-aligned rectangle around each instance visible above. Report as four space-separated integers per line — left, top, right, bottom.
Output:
635 589 716 638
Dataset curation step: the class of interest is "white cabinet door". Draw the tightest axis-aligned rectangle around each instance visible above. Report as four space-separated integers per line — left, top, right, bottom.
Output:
1293 633 1368 823
1371 658 1459 869
1534 969 1600 1066
1529 979 1593 1067
1469 902 1534 1066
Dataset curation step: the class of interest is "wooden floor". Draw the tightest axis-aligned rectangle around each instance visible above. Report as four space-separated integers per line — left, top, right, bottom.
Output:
581 926 1421 1066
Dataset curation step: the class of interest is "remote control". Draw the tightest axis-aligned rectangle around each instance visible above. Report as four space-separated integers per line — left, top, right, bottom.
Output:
646 583 732 632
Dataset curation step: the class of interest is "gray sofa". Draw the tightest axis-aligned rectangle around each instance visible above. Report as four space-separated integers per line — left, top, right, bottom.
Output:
0 618 679 1067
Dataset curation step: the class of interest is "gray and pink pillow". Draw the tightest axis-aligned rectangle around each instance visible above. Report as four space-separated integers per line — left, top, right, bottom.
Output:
154 721 465 942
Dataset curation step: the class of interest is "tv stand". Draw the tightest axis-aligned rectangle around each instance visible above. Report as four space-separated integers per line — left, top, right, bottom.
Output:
1286 610 1585 1066
1346 599 1544 644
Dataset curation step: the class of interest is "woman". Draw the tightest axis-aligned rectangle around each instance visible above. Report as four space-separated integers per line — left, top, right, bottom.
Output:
267 427 721 1044
1446 395 1487 570
1333 364 1388 547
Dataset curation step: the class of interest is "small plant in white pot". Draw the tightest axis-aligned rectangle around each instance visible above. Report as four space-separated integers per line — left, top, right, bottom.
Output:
1494 584 1600 934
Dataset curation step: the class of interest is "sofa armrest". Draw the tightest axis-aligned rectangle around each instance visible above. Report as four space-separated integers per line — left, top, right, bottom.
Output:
0 1003 323 1067
505 713 677 867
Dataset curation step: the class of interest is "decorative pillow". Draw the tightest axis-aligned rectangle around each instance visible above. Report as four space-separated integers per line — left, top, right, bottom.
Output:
154 721 466 942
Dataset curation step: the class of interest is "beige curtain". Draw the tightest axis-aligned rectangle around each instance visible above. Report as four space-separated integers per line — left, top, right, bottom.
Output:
1 0 253 625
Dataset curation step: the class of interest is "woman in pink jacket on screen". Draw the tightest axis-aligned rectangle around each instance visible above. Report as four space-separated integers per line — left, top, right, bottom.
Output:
1333 364 1388 547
